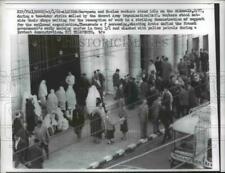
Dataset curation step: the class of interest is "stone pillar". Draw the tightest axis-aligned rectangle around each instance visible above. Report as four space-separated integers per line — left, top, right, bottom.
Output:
143 35 159 71
104 35 129 94
174 35 183 68
182 35 188 56
141 35 152 70
11 35 31 112
199 35 204 50
79 35 105 82
128 35 141 79
187 35 193 53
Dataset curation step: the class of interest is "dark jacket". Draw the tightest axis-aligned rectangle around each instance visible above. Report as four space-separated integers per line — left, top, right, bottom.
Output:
26 99 37 132
112 73 120 87
89 109 104 137
72 108 85 129
98 73 105 86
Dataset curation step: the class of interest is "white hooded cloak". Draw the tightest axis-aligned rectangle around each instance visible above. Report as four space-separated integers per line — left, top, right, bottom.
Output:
66 85 76 110
32 95 42 118
86 85 101 114
55 86 66 111
38 80 48 105
46 89 58 114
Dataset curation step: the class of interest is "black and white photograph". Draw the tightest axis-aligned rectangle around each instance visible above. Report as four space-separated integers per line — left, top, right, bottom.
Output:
10 34 213 170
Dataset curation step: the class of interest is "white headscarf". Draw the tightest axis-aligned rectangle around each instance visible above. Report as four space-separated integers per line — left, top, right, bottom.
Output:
65 73 75 86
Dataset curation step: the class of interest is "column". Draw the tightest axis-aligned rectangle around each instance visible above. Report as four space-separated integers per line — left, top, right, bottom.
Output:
79 35 105 81
104 35 129 94
199 35 204 50
128 35 141 79
141 35 152 70
142 35 157 71
182 35 188 56
11 35 31 112
187 35 193 52
174 35 183 68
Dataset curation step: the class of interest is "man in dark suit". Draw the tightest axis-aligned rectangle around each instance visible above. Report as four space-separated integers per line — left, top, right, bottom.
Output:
161 57 172 83
72 104 85 140
97 69 106 95
155 56 163 77
112 69 120 99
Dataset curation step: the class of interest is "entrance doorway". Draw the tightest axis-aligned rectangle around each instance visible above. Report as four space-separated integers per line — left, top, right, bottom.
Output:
28 35 81 95
192 37 199 51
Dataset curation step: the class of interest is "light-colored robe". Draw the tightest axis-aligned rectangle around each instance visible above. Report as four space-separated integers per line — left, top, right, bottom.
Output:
86 85 101 114
66 85 76 110
38 80 48 105
46 92 58 114
55 87 66 111
32 95 42 118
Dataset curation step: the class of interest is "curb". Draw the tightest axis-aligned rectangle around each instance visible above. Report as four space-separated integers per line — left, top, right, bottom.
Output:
87 129 165 169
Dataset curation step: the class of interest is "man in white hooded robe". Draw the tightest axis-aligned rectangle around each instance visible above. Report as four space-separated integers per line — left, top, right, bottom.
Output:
55 86 66 111
46 89 58 114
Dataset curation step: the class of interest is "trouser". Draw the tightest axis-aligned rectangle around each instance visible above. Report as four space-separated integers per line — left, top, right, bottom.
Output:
113 86 118 99
40 142 49 158
178 105 189 117
152 117 160 133
162 122 171 142
74 126 82 139
140 122 148 138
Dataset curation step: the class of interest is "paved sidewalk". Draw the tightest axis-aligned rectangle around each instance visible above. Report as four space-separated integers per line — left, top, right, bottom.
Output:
43 102 160 169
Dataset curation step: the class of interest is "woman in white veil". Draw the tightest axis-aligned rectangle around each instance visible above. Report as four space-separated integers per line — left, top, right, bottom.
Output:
66 85 76 111
46 89 58 114
32 95 42 119
38 80 48 106
55 86 66 111
86 85 101 114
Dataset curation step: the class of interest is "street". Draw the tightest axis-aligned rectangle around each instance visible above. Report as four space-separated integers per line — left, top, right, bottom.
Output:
102 133 195 170
42 100 164 169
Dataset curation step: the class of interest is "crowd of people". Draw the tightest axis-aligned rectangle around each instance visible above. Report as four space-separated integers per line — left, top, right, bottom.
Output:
12 48 209 168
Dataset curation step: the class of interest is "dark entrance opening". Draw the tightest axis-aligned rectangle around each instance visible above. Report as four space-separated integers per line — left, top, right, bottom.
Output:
28 35 81 96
